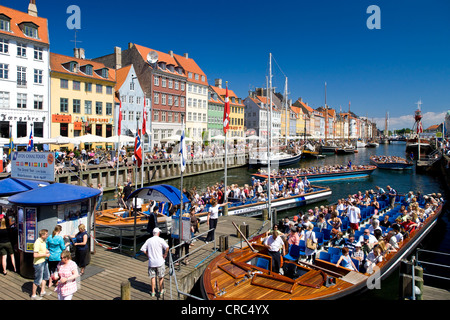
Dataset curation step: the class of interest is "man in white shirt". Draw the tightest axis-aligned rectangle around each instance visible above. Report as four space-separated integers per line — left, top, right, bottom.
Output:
264 229 286 273
348 202 361 231
140 228 169 297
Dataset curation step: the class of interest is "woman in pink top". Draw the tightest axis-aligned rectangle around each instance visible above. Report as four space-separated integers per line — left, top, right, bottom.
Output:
54 251 79 300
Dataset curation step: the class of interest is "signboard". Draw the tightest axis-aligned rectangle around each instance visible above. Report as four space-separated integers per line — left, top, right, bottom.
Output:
18 206 37 253
57 201 89 237
52 114 72 123
11 151 55 182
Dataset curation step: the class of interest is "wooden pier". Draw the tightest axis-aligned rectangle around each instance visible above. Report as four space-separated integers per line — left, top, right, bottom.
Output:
0 154 248 193
0 215 269 300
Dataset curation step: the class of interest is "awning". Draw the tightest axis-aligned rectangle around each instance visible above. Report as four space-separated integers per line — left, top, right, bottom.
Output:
0 177 49 197
126 184 189 206
8 183 101 206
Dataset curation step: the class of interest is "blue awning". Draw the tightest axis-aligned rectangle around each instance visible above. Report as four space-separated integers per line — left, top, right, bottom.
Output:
126 184 189 206
8 183 101 206
0 177 50 197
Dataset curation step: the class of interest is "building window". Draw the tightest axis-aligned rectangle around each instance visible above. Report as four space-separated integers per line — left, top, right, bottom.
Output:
0 63 8 79
130 82 135 91
188 72 193 79
96 84 102 93
0 91 9 108
85 65 93 75
34 46 43 60
0 38 9 54
106 103 112 116
33 95 43 109
136 97 141 105
106 86 113 94
188 84 192 93
73 99 81 113
154 93 159 104
106 124 112 138
174 112 179 123
34 69 43 84
161 77 166 87
95 102 102 115
60 98 68 112
154 76 159 86
174 81 179 90
101 69 108 79
34 122 43 138
85 82 92 92
161 94 166 105
181 83 185 91
23 25 38 39
188 98 192 107
154 110 159 121
195 74 199 80
17 93 27 109
168 79 173 89
129 96 134 104
180 97 185 107
168 95 173 106
161 111 166 122
17 43 26 57
0 17 10 32
85 100 92 114
174 96 179 107
60 79 68 89
168 112 172 122
72 80 80 90
17 66 26 86
60 123 68 137
96 124 102 136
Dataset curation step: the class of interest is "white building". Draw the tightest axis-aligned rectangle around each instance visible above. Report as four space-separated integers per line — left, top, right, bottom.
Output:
0 2 50 141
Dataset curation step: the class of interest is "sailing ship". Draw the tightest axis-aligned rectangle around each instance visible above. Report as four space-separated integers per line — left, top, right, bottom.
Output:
405 101 433 157
200 194 444 300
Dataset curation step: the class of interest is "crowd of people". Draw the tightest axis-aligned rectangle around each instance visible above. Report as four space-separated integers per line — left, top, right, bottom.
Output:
259 186 442 275
370 155 410 163
257 163 374 178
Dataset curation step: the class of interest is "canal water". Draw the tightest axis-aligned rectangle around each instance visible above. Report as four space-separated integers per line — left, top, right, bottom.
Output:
106 142 450 299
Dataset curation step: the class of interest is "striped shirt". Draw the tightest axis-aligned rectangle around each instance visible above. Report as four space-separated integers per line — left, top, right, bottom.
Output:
56 260 78 297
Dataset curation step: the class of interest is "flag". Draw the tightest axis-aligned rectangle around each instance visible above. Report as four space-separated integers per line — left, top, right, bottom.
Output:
179 130 186 173
417 121 423 134
8 130 13 159
27 128 34 152
134 130 142 167
223 83 230 134
142 96 147 135
118 99 122 135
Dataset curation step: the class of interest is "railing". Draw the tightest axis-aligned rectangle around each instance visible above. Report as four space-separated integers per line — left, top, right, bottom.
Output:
416 249 450 282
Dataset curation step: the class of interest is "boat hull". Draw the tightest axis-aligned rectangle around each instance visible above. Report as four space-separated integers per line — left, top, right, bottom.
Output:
370 157 413 170
249 153 302 167
251 167 377 183
197 187 332 222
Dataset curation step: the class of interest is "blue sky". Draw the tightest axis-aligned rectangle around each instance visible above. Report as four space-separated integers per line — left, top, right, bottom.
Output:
2 0 450 130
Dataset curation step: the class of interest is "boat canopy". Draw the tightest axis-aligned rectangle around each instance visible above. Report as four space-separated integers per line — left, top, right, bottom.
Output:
126 184 189 206
0 177 50 197
8 183 101 206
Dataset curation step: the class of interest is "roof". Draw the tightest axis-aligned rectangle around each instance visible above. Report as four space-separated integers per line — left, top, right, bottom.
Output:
50 52 116 83
173 53 208 86
126 184 189 206
0 5 49 45
115 64 133 91
133 44 186 77
210 86 244 106
0 178 49 197
8 183 101 206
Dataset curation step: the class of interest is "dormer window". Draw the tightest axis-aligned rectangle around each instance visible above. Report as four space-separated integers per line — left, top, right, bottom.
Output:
168 65 174 72
176 67 183 75
0 15 11 32
20 22 39 39
81 64 93 76
201 75 205 82
188 72 193 79
158 62 166 70
101 68 108 78
69 62 78 72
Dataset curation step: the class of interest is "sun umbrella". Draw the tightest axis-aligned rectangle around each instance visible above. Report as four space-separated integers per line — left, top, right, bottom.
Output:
72 134 109 144
211 135 226 140
105 135 135 143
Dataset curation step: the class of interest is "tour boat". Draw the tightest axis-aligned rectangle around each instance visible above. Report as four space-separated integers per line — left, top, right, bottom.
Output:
195 185 332 222
200 195 444 300
249 151 302 167
370 155 413 170
251 165 377 183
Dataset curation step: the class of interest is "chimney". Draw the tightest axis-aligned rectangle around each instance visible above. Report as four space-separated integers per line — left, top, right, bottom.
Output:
184 53 188 59
215 78 222 89
128 42 133 49
168 50 174 57
74 48 85 59
114 46 122 69
28 0 38 17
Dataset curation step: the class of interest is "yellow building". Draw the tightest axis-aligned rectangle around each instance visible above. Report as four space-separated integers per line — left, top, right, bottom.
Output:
50 50 116 149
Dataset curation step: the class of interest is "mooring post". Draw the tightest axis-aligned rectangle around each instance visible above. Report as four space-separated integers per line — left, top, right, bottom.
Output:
121 280 131 300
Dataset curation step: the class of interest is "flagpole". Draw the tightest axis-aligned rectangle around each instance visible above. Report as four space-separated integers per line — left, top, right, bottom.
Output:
223 81 229 216
141 95 146 189
179 114 185 245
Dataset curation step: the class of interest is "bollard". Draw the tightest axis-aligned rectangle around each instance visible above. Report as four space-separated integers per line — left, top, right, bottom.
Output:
121 280 131 300
262 209 268 221
219 235 229 252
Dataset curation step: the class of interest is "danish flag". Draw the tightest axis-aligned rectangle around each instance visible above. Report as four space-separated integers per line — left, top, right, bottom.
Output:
223 83 230 134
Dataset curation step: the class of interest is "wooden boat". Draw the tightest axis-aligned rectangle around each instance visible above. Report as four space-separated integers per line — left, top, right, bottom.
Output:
195 185 332 222
365 141 379 148
201 196 444 300
370 155 413 170
249 152 302 167
319 145 338 154
95 205 169 237
251 165 377 183
336 146 355 154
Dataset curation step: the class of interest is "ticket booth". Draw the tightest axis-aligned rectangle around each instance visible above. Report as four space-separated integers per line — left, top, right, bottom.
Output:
8 183 100 279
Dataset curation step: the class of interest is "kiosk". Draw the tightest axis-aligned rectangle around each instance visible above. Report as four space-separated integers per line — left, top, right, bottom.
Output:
8 183 100 278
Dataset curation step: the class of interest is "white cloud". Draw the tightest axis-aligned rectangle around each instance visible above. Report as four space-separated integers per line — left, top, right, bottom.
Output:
372 111 446 131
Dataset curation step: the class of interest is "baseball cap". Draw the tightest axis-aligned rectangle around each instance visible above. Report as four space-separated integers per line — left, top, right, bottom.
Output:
153 227 162 235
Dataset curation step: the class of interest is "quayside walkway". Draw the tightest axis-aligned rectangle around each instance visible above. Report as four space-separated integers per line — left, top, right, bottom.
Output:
0 215 268 300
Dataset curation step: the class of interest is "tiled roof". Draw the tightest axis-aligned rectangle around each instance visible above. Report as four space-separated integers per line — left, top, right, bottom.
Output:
50 52 115 83
115 64 133 90
211 85 244 106
133 44 186 77
173 53 208 86
0 5 49 45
